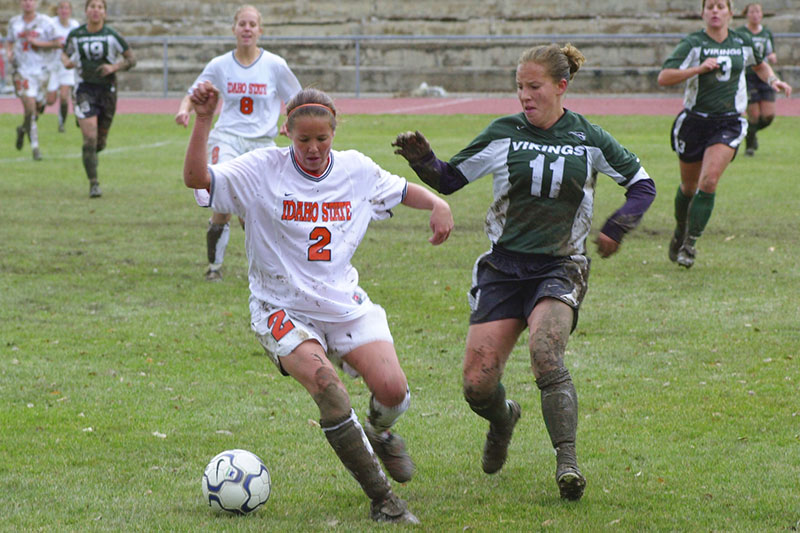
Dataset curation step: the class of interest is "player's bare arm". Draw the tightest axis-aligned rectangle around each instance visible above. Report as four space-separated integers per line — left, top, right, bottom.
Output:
183 82 218 189
401 183 454 245
99 48 136 77
753 61 792 96
657 58 718 87
175 95 194 127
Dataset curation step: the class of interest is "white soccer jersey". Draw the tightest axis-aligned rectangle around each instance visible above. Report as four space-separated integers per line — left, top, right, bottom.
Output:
188 49 301 139
197 147 408 320
6 13 56 76
47 16 79 70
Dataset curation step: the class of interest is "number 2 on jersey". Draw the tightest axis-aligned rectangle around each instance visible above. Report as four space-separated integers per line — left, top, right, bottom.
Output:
529 155 565 198
267 309 295 341
308 227 332 261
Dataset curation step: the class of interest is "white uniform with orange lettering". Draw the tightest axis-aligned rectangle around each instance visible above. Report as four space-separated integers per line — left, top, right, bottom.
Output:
46 16 79 90
187 48 301 162
195 146 408 368
6 13 56 100
188 48 301 275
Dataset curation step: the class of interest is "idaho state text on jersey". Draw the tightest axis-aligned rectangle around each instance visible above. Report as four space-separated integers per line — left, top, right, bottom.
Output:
281 200 352 222
227 82 269 95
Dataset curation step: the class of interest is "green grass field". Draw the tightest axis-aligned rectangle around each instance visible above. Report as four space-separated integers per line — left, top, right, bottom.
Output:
2 111 799 532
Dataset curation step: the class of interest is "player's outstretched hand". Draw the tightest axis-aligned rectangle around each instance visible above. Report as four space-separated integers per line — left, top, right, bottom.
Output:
595 232 620 258
175 111 191 127
428 199 454 245
393 131 432 164
190 81 220 120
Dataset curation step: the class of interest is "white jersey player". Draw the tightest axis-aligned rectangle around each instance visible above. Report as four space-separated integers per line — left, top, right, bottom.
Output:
184 85 453 524
48 1 79 132
175 5 301 282
6 0 59 160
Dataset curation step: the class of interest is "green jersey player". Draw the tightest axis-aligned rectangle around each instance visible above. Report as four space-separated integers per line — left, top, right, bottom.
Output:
658 0 790 268
394 43 656 501
736 2 779 156
62 0 135 198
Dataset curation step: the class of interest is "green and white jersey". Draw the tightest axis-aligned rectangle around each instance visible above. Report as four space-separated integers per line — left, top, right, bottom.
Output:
662 29 762 115
63 24 129 86
735 24 774 76
449 111 648 256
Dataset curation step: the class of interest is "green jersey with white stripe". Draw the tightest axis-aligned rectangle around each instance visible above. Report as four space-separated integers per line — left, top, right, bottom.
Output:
64 24 129 86
449 110 647 256
735 24 775 76
662 29 762 115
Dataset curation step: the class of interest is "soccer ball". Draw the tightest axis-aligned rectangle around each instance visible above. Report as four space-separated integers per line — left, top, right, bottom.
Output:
201 449 271 515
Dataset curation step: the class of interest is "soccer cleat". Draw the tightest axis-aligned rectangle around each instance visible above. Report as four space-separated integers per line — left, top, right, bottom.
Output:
16 126 25 150
32 148 42 161
370 493 420 524
676 243 696 269
205 267 222 282
556 463 586 501
744 147 755 157
364 423 415 483
58 123 65 133
668 234 683 263
482 400 521 474
89 182 102 198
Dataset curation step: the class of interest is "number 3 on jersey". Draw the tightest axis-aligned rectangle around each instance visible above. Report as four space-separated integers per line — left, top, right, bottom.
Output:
240 96 254 115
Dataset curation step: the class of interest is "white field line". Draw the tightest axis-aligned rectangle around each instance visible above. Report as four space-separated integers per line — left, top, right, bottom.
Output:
387 98 478 114
1 139 182 165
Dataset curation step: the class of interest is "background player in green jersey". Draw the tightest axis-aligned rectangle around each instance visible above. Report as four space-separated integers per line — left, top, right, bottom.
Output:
737 2 779 156
393 43 656 501
657 0 791 268
62 0 135 198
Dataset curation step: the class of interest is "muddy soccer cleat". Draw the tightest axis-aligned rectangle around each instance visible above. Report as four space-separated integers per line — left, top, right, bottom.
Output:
482 400 521 474
370 493 420 524
89 182 102 198
365 423 415 483
556 463 586 501
676 243 696 269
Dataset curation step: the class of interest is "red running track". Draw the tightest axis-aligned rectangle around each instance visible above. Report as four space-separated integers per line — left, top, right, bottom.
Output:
2 95 799 116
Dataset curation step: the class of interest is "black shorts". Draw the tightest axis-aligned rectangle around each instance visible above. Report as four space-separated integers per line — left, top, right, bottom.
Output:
468 245 590 331
74 82 117 131
746 72 777 104
670 109 746 163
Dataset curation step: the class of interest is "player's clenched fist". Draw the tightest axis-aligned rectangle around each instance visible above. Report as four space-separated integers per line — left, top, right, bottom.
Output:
392 131 432 164
190 81 220 119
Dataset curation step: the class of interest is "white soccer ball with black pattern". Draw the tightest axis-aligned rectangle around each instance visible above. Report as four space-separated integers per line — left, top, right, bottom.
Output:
201 449 271 514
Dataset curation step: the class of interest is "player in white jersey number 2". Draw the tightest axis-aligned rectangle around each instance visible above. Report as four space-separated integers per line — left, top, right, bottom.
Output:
175 5 301 282
184 84 453 524
6 0 60 161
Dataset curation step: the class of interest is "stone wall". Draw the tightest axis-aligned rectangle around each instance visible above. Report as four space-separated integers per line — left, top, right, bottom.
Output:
2 0 798 94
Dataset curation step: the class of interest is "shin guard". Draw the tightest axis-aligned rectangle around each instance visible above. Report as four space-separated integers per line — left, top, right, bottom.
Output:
537 368 578 466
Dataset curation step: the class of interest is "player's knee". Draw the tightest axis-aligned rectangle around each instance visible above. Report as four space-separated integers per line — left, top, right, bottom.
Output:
312 367 352 426
462 381 495 407
83 136 97 150
373 380 408 409
759 115 774 129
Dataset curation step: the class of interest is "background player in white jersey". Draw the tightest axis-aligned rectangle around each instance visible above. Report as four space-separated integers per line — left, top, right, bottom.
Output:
658 0 791 268
394 43 656 502
175 5 301 282
62 0 135 198
48 0 79 133
6 0 60 161
737 2 778 156
184 85 453 524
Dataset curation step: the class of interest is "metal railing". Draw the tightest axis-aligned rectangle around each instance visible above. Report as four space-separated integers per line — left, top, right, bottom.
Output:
4 32 799 97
